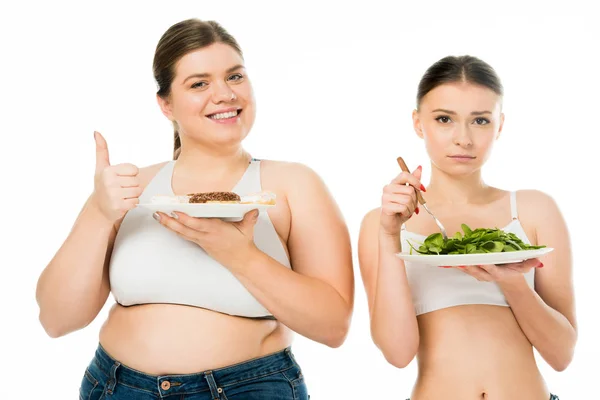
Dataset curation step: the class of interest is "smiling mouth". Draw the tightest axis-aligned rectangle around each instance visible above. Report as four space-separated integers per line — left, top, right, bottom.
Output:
206 109 242 120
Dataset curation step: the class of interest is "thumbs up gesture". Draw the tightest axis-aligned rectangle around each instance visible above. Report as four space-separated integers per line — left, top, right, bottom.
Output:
92 131 142 222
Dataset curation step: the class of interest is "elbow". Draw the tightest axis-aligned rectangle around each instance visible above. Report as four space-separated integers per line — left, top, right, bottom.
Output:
44 327 68 339
323 318 351 348
323 336 345 349
383 350 415 369
38 307 84 339
551 350 575 372
36 287 68 338
39 312 69 338
552 363 569 373
320 309 352 348
372 329 418 369
376 339 418 369
549 332 577 372
551 359 572 372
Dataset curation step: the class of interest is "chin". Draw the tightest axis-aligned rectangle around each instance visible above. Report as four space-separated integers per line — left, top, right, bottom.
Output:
211 129 250 146
447 163 483 175
432 159 481 175
183 122 249 146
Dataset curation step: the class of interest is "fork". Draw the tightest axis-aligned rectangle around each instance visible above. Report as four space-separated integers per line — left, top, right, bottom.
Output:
396 157 448 241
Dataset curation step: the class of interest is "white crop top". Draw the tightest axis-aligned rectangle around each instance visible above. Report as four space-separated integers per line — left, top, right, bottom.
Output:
400 191 535 315
108 159 291 318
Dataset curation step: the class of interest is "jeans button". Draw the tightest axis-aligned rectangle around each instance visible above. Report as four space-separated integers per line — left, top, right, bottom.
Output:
217 388 223 393
161 381 171 390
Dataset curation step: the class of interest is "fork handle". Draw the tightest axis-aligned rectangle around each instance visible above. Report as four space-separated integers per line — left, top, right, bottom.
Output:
396 157 426 205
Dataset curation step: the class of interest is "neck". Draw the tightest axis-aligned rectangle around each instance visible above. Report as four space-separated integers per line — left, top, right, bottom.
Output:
176 142 250 177
426 163 489 205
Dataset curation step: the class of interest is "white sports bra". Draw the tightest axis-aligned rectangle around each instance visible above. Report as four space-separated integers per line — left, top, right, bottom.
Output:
108 159 290 318
400 191 535 315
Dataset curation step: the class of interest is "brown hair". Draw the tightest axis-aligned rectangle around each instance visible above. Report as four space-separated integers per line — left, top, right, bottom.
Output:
153 19 243 159
416 55 503 110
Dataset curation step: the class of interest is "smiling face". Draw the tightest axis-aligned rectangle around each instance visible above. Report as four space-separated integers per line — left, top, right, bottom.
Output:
412 81 504 175
157 42 256 149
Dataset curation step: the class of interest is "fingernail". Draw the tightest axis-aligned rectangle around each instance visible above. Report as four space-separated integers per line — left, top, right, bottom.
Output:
420 184 427 192
170 212 179 219
537 262 544 268
439 265 452 268
417 165 422 171
458 265 466 268
153 212 160 221
415 207 420 215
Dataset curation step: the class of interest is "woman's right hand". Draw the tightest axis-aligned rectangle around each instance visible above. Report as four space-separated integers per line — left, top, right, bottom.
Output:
91 131 142 222
379 165 424 236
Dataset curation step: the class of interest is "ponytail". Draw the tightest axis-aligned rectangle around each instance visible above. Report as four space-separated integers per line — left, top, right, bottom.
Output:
173 128 181 160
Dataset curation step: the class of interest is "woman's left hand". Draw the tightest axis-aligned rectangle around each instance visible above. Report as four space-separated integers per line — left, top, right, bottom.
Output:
451 257 544 285
154 209 259 268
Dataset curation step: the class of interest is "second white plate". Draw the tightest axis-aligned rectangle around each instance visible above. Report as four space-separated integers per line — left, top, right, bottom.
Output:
395 247 554 267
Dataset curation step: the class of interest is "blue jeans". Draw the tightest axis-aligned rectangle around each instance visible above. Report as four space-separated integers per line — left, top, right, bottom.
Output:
80 344 309 399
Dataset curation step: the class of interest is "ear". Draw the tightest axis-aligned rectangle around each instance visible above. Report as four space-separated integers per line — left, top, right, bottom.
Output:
157 94 174 121
496 112 505 140
412 109 424 139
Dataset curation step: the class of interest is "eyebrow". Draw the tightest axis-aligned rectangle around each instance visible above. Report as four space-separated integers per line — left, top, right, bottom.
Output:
431 108 492 115
182 64 245 84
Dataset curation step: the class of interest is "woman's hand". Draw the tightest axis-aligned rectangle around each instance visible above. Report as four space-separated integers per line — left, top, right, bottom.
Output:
154 209 260 267
91 131 142 222
451 258 544 285
380 165 424 236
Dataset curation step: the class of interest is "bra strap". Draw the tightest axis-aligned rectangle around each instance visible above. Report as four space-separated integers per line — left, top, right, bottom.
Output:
510 191 518 220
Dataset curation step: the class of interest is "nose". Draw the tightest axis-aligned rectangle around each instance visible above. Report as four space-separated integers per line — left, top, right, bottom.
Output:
211 82 236 104
452 124 473 147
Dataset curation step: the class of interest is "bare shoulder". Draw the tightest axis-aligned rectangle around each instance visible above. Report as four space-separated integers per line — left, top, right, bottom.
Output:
517 189 556 203
360 207 382 234
260 159 324 187
515 189 567 244
259 160 332 203
260 159 347 230
516 189 562 220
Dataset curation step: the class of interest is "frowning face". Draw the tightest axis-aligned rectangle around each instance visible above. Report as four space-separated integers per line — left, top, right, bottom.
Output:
413 82 504 175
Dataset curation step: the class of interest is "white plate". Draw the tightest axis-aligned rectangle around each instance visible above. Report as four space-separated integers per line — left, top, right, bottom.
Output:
137 203 275 221
395 247 554 267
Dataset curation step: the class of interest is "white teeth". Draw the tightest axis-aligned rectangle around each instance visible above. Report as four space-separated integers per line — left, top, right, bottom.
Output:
209 110 238 120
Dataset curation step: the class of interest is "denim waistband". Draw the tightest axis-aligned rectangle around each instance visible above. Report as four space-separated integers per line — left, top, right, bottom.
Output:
92 343 298 396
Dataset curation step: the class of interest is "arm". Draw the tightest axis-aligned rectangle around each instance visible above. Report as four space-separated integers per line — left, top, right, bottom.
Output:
230 164 354 347
358 208 419 368
35 195 115 338
499 190 577 371
36 132 145 338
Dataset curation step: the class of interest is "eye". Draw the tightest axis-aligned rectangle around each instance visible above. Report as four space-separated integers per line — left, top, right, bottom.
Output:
191 81 208 89
474 117 490 125
435 116 452 124
228 73 244 82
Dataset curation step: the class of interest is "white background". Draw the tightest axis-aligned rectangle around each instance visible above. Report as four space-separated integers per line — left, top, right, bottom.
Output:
1 1 598 398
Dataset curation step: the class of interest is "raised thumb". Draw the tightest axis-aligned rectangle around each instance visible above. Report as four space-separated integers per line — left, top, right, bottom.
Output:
94 131 111 171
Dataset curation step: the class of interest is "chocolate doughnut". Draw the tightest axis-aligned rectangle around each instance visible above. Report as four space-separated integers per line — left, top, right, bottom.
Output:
187 192 241 204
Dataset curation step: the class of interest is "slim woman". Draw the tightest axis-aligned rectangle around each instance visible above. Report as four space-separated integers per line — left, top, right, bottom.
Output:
358 55 575 400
